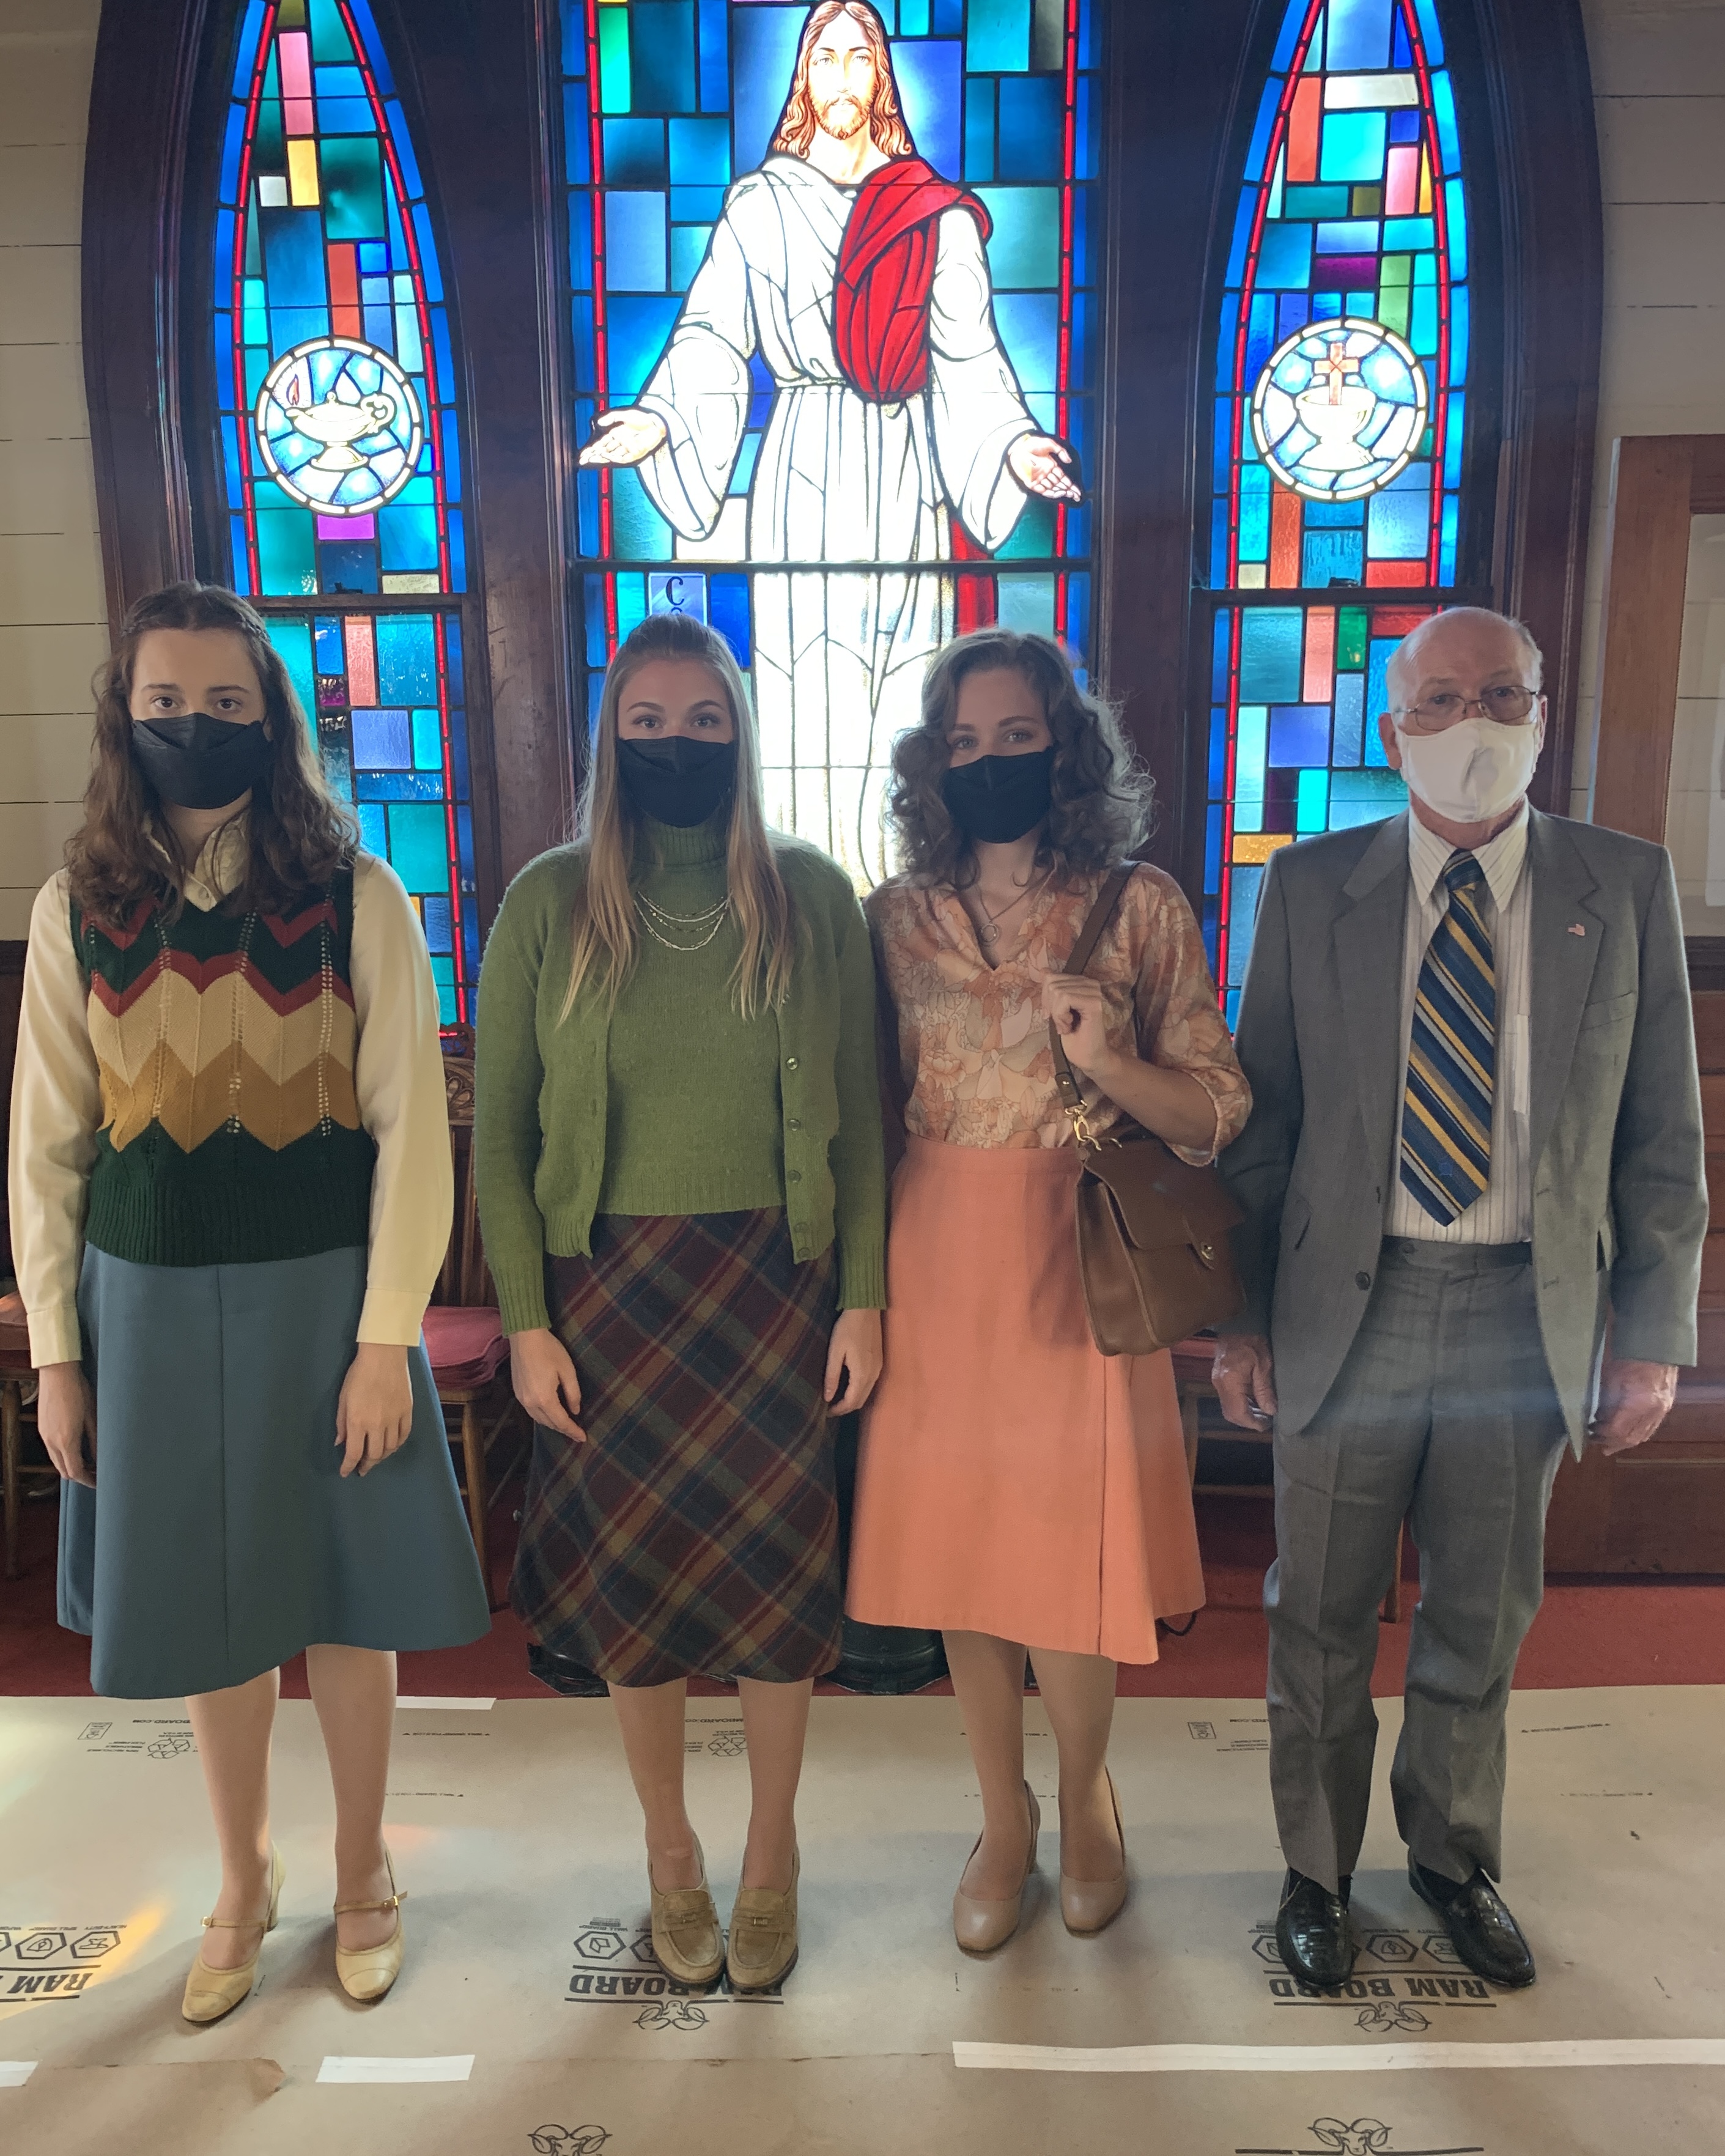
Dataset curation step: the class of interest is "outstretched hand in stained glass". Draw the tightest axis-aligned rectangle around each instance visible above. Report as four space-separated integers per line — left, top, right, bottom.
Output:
578 409 670 468
1006 435 1083 504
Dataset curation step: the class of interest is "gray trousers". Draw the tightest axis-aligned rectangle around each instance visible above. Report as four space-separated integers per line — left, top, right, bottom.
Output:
1266 1239 1570 1893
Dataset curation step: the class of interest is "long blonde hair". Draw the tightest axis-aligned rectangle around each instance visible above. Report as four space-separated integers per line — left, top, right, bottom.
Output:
770 2 915 160
563 612 798 1019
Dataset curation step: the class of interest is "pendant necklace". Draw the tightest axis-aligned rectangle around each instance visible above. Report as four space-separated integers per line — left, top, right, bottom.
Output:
635 888 731 953
975 868 1053 947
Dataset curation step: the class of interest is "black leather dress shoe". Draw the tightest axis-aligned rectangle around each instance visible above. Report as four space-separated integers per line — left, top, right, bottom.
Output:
1409 1858 1537 1987
1275 1868 1356 1987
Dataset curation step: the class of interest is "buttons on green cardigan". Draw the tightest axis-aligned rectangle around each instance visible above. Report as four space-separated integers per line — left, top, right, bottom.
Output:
785 1056 799 1069
788 1117 802 1131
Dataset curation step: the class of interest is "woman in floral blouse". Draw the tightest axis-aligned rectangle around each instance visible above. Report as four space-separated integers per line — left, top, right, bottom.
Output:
847 629 1249 1957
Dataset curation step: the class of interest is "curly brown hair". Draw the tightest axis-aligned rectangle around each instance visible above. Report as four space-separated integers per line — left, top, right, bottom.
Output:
65 581 356 929
885 629 1154 888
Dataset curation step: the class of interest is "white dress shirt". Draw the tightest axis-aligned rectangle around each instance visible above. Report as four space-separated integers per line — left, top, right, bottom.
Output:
1386 803 1534 1244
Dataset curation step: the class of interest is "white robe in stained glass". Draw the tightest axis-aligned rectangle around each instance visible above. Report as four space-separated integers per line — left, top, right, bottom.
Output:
634 153 1039 885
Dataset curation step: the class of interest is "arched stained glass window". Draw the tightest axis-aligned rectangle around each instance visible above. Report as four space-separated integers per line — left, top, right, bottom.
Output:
211 0 476 1023
1202 0 1480 1014
558 0 1103 886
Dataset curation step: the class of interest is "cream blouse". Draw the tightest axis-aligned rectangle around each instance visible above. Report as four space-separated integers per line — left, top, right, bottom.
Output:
866 864 1251 1161
9 825 453 1365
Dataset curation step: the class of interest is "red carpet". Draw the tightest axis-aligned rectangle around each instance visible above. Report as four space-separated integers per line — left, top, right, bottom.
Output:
4 1487 1721 1699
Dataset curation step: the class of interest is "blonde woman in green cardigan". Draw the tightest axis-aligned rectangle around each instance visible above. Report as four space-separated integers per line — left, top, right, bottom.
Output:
474 611 886 1995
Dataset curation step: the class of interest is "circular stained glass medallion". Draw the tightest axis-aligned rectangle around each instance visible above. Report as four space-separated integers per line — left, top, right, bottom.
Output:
1250 318 1428 504
254 337 424 515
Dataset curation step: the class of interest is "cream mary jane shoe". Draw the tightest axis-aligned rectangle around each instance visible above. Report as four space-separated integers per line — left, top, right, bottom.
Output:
182 1846 285 2024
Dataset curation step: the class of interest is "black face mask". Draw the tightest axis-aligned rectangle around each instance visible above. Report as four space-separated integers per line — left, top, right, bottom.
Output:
131 714 275 811
940 747 1055 846
616 736 737 828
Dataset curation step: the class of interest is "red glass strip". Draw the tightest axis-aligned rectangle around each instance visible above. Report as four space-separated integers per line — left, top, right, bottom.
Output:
328 242 361 338
336 0 451 591
1287 75 1321 185
1303 607 1335 702
1269 484 1302 587
1365 559 1430 585
344 616 379 706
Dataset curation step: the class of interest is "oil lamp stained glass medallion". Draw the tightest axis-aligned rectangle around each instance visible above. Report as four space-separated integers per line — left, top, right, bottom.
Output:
1202 0 1482 1016
210 0 477 1025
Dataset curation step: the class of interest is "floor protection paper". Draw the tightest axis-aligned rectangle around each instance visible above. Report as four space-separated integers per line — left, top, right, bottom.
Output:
0 1688 1719 2153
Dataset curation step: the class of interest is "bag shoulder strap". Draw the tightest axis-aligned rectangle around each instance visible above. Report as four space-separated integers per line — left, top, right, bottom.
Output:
1049 866 1134 1117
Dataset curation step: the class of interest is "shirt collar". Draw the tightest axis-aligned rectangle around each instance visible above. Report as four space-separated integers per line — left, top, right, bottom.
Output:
149 817 249 911
1406 800 1529 914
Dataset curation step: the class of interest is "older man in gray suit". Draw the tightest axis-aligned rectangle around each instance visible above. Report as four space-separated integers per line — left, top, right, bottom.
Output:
1214 606 1706 1991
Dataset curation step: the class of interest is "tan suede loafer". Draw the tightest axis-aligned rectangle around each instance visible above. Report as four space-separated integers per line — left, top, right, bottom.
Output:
726 1848 799 1993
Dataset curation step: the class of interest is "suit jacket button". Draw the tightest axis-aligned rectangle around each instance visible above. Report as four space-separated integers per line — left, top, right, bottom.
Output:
788 1168 802 1183
1355 1270 1372 1289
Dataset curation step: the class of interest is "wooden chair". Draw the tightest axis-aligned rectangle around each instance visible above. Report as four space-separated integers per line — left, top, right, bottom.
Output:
1 1291 55 1581
424 1050 526 1610
1172 1335 1405 1624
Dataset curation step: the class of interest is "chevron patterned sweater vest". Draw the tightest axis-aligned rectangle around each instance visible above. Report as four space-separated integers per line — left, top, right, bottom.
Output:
72 871 376 1268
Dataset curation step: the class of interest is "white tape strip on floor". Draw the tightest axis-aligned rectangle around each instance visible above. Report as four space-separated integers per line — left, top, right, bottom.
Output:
396 1697 495 1710
0 2064 38 2088
316 2055 475 2084
953 2039 1725 2075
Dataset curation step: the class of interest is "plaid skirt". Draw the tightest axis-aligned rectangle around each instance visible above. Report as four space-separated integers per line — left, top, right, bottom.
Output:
511 1209 841 1686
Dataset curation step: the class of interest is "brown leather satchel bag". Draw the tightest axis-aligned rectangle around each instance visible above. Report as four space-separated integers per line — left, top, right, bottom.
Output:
1050 868 1246 1356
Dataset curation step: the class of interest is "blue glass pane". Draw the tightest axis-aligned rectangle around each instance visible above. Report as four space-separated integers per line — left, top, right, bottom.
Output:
965 78 995 182
1439 494 1459 584
613 466 674 559
1204 805 1224 897
1240 465 1271 563
1414 0 1447 65
1212 611 1232 704
1296 766 1330 832
977 187 1059 286
1389 107 1420 144
1228 865 1265 988
1330 767 1408 827
352 707 413 769
670 225 711 291
1244 76 1280 185
668 116 729 184
1239 610 1304 702
386 803 452 893
379 503 439 570
994 293 1057 394
698 0 727 109
1444 391 1466 488
1268 704 1332 767
731 7 808 173
1208 706 1229 796
1317 219 1381 255
561 1 587 76
609 296 681 392
967 0 1032 72
375 614 437 703
1216 295 1239 390
421 893 453 953
996 75 1063 183
260 210 327 306
564 87 591 181
1244 291 1277 386
1327 0 1393 72
1257 224 1313 289
1433 73 1461 176
1332 671 1367 766
1367 482 1431 560
1366 638 1400 736
267 618 317 725
892 40 962 182
1236 705 1268 829
1446 180 1468 279
411 707 443 771
1303 526 1364 585
631 2 696 113
356 770 444 802
257 509 316 595
1321 112 1388 183
1270 0 1305 73
710 572 750 667
356 802 387 854
605 118 667 186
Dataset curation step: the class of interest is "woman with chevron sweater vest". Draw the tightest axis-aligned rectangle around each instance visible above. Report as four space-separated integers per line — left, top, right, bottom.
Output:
9 583 488 2023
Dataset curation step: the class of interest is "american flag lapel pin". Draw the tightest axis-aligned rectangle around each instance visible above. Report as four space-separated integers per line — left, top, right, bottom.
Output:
1568 923 1587 937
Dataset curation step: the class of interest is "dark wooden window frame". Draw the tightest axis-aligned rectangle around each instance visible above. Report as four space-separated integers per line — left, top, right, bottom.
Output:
82 0 1600 917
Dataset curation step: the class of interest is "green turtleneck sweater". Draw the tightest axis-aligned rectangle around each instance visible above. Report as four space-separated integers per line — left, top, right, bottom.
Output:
473 811 887 1334
596 815 785 1216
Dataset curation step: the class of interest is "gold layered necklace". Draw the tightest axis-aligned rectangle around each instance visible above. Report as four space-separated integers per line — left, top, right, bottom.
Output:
634 888 731 953
975 868 1054 946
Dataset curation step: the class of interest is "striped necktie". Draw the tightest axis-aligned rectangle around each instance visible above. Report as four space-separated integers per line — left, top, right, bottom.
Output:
1399 851 1494 1225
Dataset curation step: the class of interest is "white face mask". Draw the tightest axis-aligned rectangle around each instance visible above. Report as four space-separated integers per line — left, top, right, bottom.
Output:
1393 714 1542 823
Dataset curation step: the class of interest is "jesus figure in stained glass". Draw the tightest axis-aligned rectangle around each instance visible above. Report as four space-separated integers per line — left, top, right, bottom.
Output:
580 0 1080 884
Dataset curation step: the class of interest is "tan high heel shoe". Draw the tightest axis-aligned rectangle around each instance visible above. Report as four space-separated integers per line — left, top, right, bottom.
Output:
952 1783 1040 1956
182 1845 285 2024
1060 1768 1128 1936
334 1846 407 2002
649 1836 725 1991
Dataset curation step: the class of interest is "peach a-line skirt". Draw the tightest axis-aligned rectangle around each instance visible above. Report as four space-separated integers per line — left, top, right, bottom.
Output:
845 1135 1205 1663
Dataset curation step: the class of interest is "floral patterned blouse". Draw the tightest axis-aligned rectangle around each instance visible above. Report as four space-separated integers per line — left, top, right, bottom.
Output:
865 865 1252 1159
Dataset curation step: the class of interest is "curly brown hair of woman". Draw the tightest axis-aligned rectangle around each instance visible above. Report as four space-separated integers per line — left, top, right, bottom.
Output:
885 628 1154 890
65 581 356 928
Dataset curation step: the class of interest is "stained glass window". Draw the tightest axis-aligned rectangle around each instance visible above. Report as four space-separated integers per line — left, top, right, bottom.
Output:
212 0 476 1021
1203 0 1474 1014
560 0 1103 886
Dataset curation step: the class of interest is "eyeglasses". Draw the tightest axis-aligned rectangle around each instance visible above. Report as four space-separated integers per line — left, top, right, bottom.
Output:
1392 685 1540 733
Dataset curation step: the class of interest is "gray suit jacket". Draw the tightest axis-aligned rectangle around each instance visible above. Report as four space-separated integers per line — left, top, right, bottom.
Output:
1217 810 1707 1455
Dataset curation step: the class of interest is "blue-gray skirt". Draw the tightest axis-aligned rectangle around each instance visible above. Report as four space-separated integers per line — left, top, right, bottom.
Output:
61 1244 490 1699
